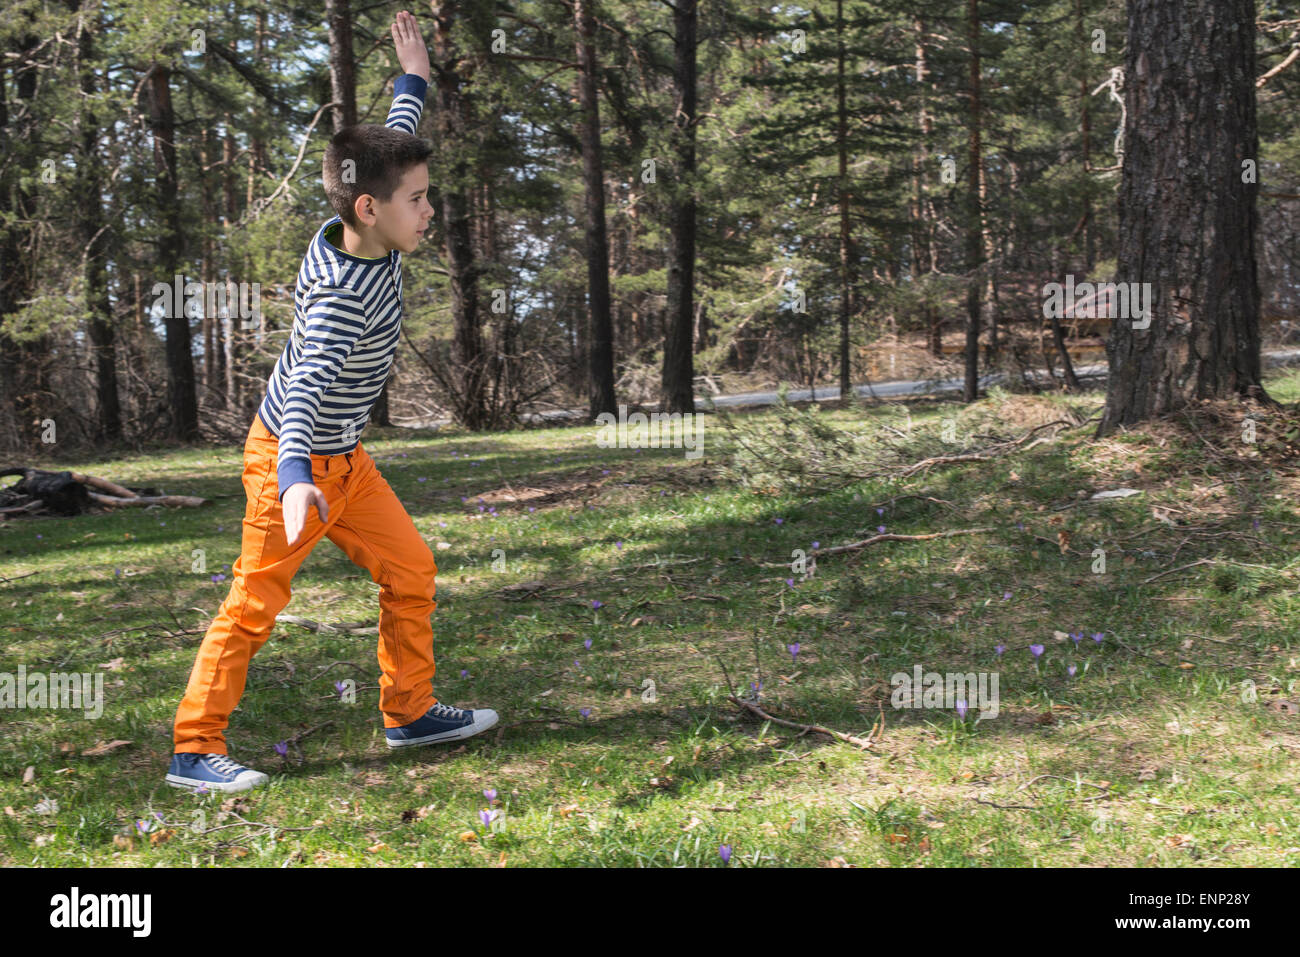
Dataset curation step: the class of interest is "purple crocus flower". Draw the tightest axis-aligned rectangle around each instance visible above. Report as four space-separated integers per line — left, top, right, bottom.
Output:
528 507 536 513
785 578 795 588
334 680 346 696
1029 644 1044 658
1067 665 1078 677
1070 632 1082 647
789 642 800 662
584 638 592 650
955 700 968 720
591 599 603 609
479 809 492 828
719 845 732 863
580 707 591 719
751 680 763 694
1016 521 1025 531
876 507 884 515
994 643 1006 657
274 741 288 756
460 669 469 678
1002 591 1011 600
1092 632 1104 644
811 541 820 550
418 476 427 483
136 820 148 834
615 541 622 549
774 517 784 525
877 525 886 534
484 788 498 803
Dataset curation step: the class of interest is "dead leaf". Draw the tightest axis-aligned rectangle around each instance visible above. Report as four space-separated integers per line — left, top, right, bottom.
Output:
98 658 125 671
112 834 134 851
149 828 176 846
1267 699 1300 716
1137 767 1157 781
1057 530 1072 554
22 766 34 784
81 739 132 757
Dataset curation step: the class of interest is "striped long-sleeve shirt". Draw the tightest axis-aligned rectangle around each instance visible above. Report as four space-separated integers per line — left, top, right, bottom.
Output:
256 73 428 498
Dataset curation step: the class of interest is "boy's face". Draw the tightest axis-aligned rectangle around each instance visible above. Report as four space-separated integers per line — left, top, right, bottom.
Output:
356 163 433 254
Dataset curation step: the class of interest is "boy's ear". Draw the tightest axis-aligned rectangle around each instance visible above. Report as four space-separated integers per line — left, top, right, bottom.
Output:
352 193 378 227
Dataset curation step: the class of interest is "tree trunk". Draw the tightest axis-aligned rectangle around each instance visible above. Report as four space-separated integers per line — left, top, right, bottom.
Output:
147 61 199 440
575 0 617 419
660 0 697 414
1097 0 1265 435
431 0 488 429
76 9 122 440
326 0 358 133
962 0 983 402
835 0 854 401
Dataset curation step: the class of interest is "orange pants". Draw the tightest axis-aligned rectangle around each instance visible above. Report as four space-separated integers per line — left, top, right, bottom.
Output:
172 413 438 754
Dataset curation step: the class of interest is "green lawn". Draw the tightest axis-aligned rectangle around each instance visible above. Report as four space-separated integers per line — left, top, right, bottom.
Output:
3 372 1300 867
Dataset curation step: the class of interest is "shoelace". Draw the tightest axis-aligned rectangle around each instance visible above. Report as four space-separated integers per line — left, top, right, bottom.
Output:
429 702 466 720
206 754 244 776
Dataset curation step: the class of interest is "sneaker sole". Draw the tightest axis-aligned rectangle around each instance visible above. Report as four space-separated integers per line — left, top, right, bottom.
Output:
164 772 269 793
385 712 499 749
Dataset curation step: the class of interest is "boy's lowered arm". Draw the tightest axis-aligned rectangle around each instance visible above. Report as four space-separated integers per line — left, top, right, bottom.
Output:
274 286 369 499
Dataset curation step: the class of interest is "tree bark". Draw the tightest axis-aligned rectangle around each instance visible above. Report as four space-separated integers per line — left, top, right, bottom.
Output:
1098 0 1265 434
76 8 122 440
660 0 698 414
962 0 983 402
326 0 359 133
146 60 199 440
835 0 854 401
431 0 488 429
575 0 617 419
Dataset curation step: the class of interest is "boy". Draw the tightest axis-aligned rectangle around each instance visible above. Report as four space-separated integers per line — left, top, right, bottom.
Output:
166 10 496 794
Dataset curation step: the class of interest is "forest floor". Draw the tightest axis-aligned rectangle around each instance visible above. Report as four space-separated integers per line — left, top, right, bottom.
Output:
3 370 1300 867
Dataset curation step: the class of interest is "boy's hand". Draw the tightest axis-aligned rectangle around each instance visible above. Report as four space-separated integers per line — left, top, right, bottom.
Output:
391 10 430 82
283 482 329 546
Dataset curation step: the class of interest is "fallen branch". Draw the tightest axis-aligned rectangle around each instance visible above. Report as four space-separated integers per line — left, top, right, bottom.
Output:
88 491 207 508
276 614 377 634
814 527 995 557
726 695 876 752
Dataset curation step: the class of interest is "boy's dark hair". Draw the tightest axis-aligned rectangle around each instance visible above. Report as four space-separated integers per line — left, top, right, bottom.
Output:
323 124 432 228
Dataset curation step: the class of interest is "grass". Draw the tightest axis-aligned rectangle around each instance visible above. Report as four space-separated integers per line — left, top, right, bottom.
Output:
3 370 1300 867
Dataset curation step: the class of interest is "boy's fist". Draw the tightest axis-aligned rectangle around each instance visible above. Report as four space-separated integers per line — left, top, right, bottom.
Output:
283 482 329 546
391 10 430 82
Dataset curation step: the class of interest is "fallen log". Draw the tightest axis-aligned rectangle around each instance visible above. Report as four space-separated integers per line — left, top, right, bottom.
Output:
88 491 208 508
1 467 205 515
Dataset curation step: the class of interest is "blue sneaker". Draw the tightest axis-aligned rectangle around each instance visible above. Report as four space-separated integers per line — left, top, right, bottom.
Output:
385 701 499 749
165 753 269 793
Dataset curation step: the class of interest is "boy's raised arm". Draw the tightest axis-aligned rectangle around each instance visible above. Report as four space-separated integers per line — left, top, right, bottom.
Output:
387 9 430 134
